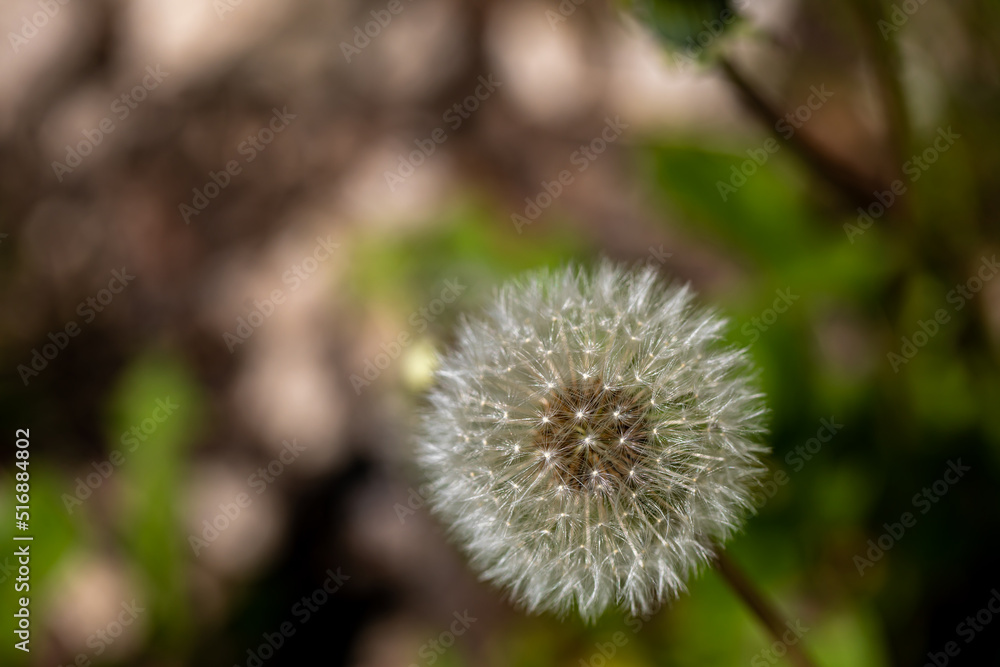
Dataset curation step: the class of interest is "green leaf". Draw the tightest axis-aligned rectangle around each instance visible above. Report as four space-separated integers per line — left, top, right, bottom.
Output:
643 144 815 268
107 353 205 651
623 0 741 60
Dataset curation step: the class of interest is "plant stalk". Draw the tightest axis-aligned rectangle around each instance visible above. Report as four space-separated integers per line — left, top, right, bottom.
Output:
714 551 818 667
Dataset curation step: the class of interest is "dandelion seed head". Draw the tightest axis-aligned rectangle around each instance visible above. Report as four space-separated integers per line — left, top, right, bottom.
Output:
418 262 768 621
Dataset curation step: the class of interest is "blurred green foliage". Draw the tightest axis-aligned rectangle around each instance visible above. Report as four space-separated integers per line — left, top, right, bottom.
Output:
621 0 740 60
0 354 204 665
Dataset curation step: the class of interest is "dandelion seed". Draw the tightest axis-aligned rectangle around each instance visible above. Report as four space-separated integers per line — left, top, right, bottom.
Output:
417 262 768 621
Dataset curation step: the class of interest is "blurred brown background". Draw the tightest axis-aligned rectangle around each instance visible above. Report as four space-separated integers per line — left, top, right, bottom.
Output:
1 0 999 665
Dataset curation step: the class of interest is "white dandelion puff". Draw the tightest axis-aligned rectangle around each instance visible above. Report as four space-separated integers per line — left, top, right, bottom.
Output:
417 262 768 621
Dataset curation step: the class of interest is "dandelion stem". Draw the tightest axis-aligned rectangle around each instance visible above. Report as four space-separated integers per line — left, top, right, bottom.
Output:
714 551 818 667
717 55 879 213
